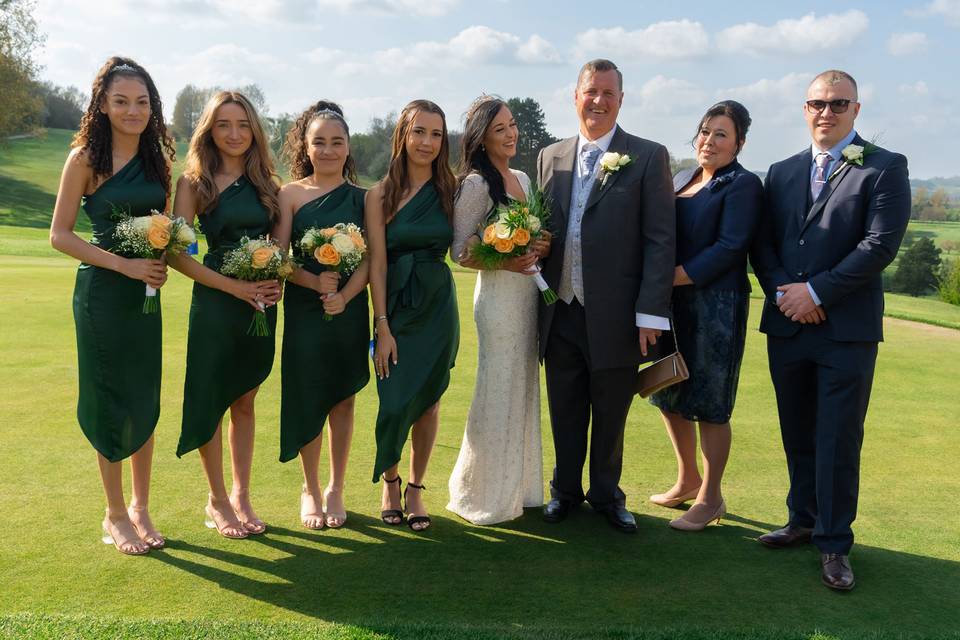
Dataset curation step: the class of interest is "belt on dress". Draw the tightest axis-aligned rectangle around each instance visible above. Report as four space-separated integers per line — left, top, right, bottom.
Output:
386 249 446 314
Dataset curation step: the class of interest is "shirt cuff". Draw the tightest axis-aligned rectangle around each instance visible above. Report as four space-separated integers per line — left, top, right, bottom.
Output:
635 313 671 331
806 282 822 306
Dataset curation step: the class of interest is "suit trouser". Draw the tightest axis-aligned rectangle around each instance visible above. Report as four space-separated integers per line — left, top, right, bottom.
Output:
767 328 878 555
544 300 638 509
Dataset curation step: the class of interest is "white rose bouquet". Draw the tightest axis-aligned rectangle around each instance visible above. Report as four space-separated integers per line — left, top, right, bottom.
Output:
470 186 558 304
220 236 294 336
298 222 367 320
112 209 196 313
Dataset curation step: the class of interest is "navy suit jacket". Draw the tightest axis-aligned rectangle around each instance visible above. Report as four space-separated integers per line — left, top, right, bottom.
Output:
673 161 763 292
750 135 911 342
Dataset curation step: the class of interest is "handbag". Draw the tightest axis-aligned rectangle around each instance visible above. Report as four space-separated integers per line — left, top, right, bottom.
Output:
636 321 689 398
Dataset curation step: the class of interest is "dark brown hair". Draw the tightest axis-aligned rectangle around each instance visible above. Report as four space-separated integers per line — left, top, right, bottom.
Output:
457 95 510 206
693 100 752 154
72 56 175 194
380 99 456 223
282 100 358 184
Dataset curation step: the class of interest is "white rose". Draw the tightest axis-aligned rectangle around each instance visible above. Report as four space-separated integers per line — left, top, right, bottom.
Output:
841 144 864 162
132 216 152 232
617 154 631 167
176 224 196 244
599 152 620 172
527 215 541 233
494 222 511 239
330 233 355 255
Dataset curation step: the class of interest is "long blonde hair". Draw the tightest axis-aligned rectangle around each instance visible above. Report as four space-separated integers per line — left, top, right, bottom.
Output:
184 91 280 219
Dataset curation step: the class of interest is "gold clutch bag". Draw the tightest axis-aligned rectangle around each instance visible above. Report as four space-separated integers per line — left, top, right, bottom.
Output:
636 322 689 398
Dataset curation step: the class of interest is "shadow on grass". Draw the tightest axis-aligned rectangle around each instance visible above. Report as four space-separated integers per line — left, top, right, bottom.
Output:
147 505 960 638
0 173 90 232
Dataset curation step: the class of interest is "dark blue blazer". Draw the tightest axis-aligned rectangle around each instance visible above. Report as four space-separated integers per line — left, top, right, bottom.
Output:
673 161 763 292
750 135 911 342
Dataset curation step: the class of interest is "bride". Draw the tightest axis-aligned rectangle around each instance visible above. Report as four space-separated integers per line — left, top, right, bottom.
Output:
446 95 550 524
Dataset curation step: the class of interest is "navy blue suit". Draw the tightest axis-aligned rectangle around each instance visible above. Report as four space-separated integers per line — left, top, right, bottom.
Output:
751 134 911 553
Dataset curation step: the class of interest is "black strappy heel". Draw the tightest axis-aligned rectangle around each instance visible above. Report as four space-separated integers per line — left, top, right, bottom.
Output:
380 474 404 525
404 482 431 532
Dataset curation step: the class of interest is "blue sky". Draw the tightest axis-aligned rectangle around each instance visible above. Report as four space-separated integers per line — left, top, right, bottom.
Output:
35 0 960 178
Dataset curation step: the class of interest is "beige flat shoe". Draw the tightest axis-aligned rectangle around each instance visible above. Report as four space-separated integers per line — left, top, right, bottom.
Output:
669 500 726 531
649 486 701 508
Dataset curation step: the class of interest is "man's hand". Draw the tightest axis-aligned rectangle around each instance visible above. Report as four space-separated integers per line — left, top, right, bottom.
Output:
776 283 818 321
797 306 827 324
638 327 662 357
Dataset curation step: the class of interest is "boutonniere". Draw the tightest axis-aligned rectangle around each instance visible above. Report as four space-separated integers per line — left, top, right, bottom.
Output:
598 152 632 186
706 171 736 192
828 142 878 181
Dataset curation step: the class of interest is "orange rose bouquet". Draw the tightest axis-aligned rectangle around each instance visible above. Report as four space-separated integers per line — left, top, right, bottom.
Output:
113 209 197 313
298 222 367 320
220 235 294 336
471 186 557 304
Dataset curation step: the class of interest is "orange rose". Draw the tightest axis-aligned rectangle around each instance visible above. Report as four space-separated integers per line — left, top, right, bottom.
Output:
349 230 366 250
482 224 497 245
315 244 341 266
512 228 531 246
150 214 171 229
146 225 170 249
493 237 515 253
320 227 337 239
251 246 274 268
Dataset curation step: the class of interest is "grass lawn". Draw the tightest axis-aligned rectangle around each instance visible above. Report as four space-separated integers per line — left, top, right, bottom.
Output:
0 247 958 640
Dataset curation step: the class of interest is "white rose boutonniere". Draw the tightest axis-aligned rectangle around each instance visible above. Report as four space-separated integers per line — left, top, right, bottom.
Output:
598 152 632 186
829 141 878 181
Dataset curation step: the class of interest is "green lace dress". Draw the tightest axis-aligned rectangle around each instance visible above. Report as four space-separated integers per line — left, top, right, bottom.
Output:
372 182 459 481
176 176 277 457
73 156 166 462
280 183 370 462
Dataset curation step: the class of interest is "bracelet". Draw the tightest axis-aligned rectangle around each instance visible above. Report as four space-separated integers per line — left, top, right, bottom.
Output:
374 315 388 324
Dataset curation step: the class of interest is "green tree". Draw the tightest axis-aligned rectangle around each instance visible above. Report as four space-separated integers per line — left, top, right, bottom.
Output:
506 97 558 179
911 185 928 220
670 154 697 174
37 81 86 129
939 258 960 306
891 237 942 296
0 0 44 139
171 84 213 141
351 112 396 181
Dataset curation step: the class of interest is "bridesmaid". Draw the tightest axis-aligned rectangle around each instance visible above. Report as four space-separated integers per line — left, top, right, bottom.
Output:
170 91 282 539
49 56 175 554
276 100 370 530
366 99 459 532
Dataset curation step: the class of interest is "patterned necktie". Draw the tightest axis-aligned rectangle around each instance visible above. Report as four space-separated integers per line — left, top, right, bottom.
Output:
811 152 830 200
582 144 601 189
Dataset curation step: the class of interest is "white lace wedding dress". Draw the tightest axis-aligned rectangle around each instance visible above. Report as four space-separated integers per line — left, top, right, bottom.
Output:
446 170 543 525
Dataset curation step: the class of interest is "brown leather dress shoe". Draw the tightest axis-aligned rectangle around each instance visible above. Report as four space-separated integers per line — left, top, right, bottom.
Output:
758 524 813 548
821 553 855 591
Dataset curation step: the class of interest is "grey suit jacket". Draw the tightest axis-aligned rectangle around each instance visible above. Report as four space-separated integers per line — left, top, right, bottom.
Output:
751 135 911 342
536 126 676 370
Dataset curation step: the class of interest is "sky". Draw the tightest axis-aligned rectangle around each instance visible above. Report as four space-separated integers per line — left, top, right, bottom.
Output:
33 0 960 178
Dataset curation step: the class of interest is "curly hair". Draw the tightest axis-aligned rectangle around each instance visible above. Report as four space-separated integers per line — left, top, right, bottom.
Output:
71 56 176 194
381 99 456 223
457 95 510 207
281 100 358 183
183 91 281 220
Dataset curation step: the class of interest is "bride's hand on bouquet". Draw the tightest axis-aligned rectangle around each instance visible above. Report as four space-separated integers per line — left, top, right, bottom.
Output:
530 230 552 259
502 252 539 274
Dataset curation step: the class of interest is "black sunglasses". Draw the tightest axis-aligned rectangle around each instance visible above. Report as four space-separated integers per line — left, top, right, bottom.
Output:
805 99 855 114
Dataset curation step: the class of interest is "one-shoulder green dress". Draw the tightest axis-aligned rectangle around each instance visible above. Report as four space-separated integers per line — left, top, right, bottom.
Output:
372 182 459 481
280 183 370 462
176 176 277 457
73 156 166 462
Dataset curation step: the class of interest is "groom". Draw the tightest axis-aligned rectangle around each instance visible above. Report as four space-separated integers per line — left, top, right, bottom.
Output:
751 70 910 590
537 59 675 532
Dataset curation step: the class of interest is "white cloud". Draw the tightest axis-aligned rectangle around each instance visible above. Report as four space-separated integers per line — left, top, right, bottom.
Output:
632 76 707 115
720 72 814 105
316 0 459 15
373 26 562 70
909 0 960 26
898 80 930 95
574 20 710 60
717 11 869 55
517 35 563 65
887 32 929 56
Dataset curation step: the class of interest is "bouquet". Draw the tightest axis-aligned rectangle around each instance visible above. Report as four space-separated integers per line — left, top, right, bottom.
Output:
220 236 294 336
113 209 196 313
471 187 558 304
298 223 367 320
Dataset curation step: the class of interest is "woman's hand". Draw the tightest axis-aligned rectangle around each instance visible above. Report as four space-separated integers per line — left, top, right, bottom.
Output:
502 252 539 274
229 279 282 311
374 324 398 380
322 292 346 316
316 271 340 295
121 258 167 288
673 265 694 286
530 230 552 259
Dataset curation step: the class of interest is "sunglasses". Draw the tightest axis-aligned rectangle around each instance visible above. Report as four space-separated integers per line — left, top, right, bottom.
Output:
805 99 855 114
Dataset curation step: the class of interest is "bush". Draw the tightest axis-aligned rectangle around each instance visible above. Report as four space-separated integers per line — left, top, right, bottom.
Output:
891 237 941 296
939 258 960 305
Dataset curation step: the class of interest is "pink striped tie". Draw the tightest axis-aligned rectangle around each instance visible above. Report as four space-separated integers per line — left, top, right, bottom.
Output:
811 152 830 200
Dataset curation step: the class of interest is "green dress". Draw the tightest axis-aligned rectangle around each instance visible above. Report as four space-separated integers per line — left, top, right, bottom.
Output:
176 176 277 457
372 182 459 481
73 156 166 462
280 183 370 462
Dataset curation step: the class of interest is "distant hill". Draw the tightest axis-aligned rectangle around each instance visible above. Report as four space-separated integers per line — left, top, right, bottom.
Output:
912 176 960 198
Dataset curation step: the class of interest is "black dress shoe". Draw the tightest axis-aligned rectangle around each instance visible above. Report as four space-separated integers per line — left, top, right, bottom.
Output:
758 524 813 548
601 505 637 534
543 499 572 523
821 553 855 591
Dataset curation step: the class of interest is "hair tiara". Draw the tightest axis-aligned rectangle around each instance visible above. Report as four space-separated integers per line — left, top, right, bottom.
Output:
314 108 345 120
109 63 138 74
